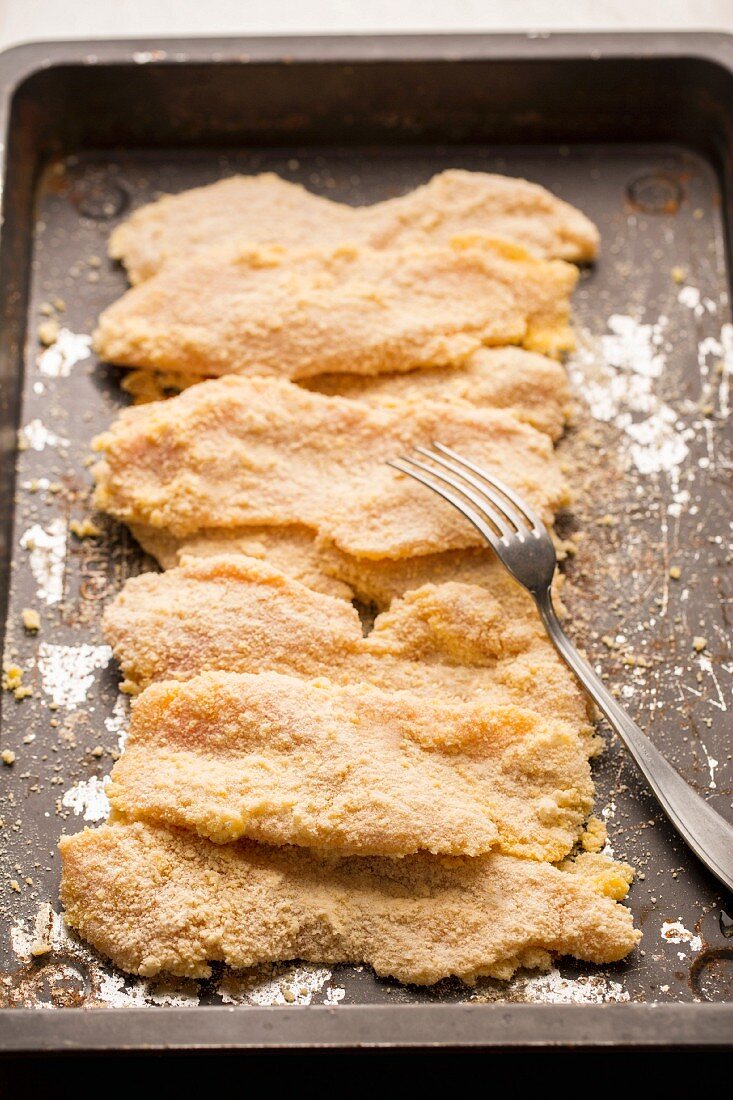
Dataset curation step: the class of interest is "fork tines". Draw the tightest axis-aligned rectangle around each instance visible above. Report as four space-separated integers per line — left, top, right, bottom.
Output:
388 442 546 547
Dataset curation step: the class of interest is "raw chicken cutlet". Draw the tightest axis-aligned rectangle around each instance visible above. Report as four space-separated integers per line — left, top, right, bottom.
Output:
125 345 572 591
304 346 574 441
103 556 596 750
107 669 594 860
109 168 600 283
93 237 577 378
92 375 570 558
131 522 356 601
59 821 638 984
130 521 526 608
121 344 573 442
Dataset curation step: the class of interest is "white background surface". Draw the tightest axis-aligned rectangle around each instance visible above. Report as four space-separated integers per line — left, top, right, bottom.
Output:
0 0 731 52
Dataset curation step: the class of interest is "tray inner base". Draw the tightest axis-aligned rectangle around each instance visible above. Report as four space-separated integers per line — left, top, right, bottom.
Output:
1 142 733 1009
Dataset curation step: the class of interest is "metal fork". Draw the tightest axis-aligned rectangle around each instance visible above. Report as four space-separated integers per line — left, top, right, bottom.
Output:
390 442 733 894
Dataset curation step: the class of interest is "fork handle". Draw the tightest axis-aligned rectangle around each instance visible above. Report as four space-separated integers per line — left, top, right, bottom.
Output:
535 589 733 895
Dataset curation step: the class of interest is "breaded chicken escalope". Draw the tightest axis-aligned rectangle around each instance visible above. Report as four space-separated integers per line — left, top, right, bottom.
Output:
93 238 577 378
130 521 358 600
109 169 600 284
92 376 570 557
60 821 638 984
107 669 593 860
102 556 595 750
129 520 514 607
304 345 574 441
120 344 573 441
123 347 572 597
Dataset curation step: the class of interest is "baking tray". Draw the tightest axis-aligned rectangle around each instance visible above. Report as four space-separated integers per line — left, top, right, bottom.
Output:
1 32 733 1052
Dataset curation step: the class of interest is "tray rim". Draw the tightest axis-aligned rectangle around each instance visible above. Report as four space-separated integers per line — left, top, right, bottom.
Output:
2 28 733 69
2 30 733 1051
1 1003 732 1052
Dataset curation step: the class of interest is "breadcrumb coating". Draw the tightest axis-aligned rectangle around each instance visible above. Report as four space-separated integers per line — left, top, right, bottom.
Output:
92 376 570 556
130 522 357 601
59 821 638 984
120 345 572 440
107 669 594 859
316 541 547 610
109 169 600 284
121 368 198 405
305 346 574 441
102 555 596 747
130 522 546 610
94 237 577 378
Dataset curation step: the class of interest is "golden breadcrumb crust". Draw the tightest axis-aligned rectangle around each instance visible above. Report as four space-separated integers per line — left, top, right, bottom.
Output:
94 238 577 378
92 376 570 556
305 346 574 441
59 821 637 984
130 522 357 600
121 345 573 440
109 169 599 284
102 556 596 751
129 521 522 608
108 669 593 859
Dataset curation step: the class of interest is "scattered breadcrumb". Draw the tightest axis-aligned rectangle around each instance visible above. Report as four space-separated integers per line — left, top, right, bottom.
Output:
37 319 60 346
21 608 41 633
1 749 16 766
70 518 103 539
669 566 681 580
2 665 23 692
692 636 707 652
2 664 32 701
670 266 686 284
30 903 54 957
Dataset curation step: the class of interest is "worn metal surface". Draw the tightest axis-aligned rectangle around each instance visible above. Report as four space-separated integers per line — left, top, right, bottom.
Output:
1 35 733 1047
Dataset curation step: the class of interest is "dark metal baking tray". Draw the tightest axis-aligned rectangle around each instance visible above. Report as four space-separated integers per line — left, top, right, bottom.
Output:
1 32 733 1051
